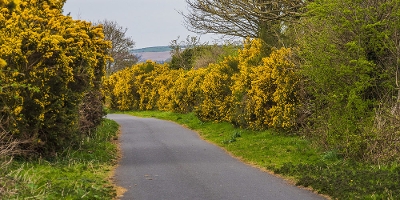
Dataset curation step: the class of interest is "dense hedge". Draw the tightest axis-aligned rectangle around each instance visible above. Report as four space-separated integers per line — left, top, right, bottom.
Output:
0 0 110 154
104 39 300 131
297 0 400 163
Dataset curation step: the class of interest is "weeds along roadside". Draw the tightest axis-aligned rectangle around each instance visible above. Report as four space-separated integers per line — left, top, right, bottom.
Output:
123 110 400 200
0 119 120 199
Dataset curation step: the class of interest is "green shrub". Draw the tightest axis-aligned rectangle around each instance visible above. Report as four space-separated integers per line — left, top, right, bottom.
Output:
297 0 400 162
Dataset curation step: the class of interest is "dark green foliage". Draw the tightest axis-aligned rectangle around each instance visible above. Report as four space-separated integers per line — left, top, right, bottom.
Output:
297 0 400 162
6 1 16 10
168 36 241 70
222 131 241 144
275 162 400 199
170 47 195 70
168 36 200 70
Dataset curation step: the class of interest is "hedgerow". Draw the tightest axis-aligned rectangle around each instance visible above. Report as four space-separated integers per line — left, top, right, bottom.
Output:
0 0 110 154
104 39 300 131
297 0 400 162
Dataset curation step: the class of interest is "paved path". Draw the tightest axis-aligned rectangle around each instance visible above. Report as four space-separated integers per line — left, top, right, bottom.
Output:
107 114 326 200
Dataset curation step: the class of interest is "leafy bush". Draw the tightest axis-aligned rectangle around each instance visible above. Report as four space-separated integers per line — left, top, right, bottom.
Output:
162 68 206 113
192 44 241 69
0 1 110 154
297 0 400 162
104 39 300 131
229 40 299 130
275 162 400 199
169 36 241 70
197 61 237 121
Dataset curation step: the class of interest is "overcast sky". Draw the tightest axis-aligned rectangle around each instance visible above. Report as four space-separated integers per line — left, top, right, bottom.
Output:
63 0 222 49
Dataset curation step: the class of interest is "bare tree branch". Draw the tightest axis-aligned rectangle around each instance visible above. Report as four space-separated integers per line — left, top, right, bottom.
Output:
181 0 306 46
95 20 138 75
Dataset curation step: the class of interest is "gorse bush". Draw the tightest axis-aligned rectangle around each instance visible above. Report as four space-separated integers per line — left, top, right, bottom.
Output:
158 68 200 113
198 59 237 122
229 41 299 130
104 61 169 111
105 39 300 131
0 0 110 154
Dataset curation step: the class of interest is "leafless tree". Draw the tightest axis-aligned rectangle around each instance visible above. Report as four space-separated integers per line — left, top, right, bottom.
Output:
181 0 306 50
96 20 138 75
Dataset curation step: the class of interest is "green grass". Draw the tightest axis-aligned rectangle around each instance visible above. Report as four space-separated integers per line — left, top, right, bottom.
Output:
122 110 400 200
0 119 119 199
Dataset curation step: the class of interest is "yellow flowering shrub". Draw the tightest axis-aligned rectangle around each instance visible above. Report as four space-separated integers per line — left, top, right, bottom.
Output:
105 61 207 114
186 68 208 111
104 61 171 111
246 48 299 129
0 1 110 152
154 68 182 111
197 60 238 121
104 38 300 131
228 39 263 126
166 68 207 113
135 62 157 110
136 62 173 110
158 69 187 112
103 67 138 110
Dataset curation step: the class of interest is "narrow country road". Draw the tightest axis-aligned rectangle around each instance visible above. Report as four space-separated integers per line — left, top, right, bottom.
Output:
107 114 326 200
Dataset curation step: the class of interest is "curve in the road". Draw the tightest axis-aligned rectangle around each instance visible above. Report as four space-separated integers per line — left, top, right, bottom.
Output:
107 114 326 200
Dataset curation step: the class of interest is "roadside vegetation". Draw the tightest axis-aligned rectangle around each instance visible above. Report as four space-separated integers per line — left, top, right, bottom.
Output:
2 0 400 199
0 119 119 199
0 1 122 199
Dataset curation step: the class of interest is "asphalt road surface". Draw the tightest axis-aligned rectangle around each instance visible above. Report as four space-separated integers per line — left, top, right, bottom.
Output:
107 114 326 200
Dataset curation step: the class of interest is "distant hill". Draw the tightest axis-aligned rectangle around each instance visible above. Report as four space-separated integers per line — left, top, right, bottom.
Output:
131 46 172 63
131 46 171 53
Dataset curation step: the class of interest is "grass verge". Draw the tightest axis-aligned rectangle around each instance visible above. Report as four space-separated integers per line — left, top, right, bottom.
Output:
0 119 120 199
122 110 400 200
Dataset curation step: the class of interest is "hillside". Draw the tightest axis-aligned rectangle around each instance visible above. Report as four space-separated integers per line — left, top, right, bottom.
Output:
131 46 172 63
131 46 171 53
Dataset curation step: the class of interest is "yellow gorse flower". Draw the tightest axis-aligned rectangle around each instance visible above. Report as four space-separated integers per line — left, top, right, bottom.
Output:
1 0 111 149
104 39 300 130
